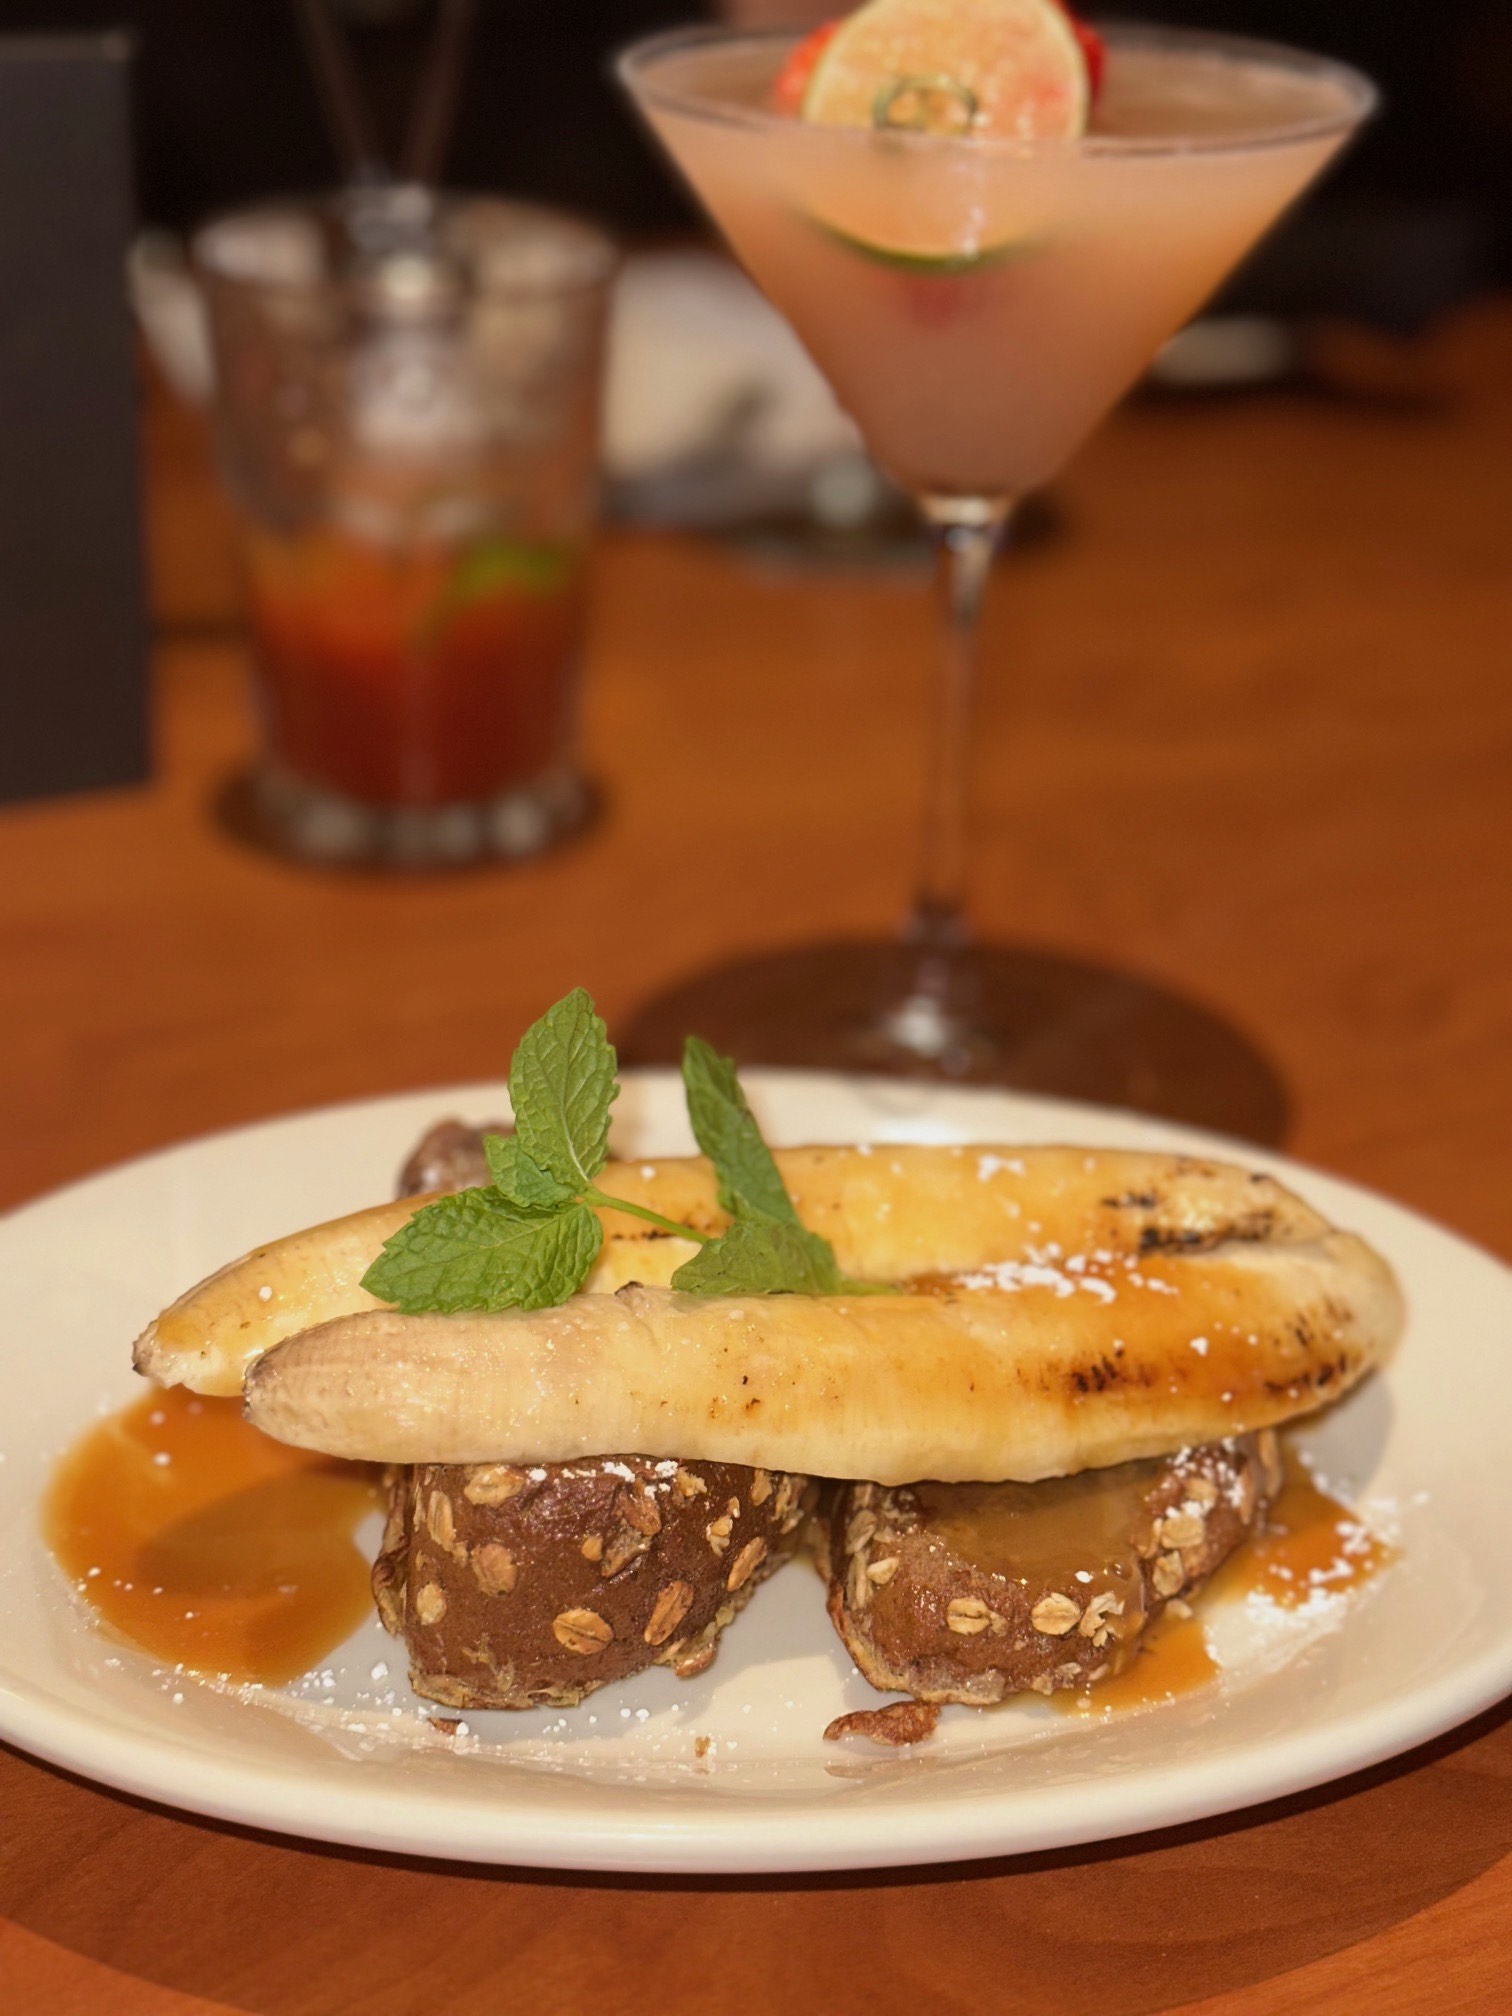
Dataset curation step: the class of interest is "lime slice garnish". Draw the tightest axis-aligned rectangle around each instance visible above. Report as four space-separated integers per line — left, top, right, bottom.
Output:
802 0 1089 141
813 216 1038 274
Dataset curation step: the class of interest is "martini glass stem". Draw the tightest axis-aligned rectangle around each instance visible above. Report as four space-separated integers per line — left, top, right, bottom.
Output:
875 495 1011 1065
911 497 1011 944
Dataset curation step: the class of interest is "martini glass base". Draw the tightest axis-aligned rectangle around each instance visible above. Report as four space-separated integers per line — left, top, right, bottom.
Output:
620 939 1289 1145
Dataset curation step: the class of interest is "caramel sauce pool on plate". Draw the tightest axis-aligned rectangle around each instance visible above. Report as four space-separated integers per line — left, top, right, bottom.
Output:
46 1392 1395 1711
46 1387 381 1685
1209 1458 1399 1610
1057 1453 1400 1715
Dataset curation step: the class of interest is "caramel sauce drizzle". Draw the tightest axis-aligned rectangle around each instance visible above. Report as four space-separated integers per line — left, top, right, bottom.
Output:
912 1464 1159 1648
1206 1457 1399 1611
1054 1607 1220 1715
47 1385 1396 1714
46 1387 381 1686
1058 1453 1399 1715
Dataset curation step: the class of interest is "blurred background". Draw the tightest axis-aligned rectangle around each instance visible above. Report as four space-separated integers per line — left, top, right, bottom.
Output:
1 0 1505 1017
3 0 1506 840
0 0 1507 1180
5 0 1507 603
2 0 1508 293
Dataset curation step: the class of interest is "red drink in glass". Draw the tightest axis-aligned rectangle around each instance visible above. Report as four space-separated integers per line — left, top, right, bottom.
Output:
197 189 613 866
244 527 586 809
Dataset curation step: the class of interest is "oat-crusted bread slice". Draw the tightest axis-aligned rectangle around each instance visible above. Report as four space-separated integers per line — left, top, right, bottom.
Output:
817 1434 1281 1706
375 1125 819 1709
395 1118 503 1199
375 1454 815 1710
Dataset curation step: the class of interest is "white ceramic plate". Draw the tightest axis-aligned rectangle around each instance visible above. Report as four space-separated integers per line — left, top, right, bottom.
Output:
1 1073 1509 1873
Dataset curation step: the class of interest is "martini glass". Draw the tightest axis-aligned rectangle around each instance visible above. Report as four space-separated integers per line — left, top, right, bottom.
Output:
617 26 1376 1123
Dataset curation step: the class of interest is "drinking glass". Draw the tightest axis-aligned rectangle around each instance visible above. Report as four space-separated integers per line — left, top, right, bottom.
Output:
617 28 1376 1124
196 186 615 867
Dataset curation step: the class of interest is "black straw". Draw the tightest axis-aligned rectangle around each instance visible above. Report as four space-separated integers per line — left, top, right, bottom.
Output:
403 0 478 185
293 0 387 185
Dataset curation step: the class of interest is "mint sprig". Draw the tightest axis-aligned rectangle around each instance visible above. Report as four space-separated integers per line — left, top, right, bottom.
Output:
362 1189 603 1315
508 986 618 1192
483 1133 574 1211
669 1218 845 1297
672 1033 887 1298
681 1036 798 1225
360 989 884 1314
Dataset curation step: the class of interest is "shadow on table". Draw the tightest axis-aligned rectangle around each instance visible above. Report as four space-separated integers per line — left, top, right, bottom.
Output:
3 1697 1510 2016
621 938 1291 1147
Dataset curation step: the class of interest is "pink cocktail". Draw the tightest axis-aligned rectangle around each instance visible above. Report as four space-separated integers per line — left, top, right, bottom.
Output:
621 23 1375 1073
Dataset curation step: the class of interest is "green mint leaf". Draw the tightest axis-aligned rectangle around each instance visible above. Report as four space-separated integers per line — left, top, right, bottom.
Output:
417 538 577 648
508 988 618 1191
671 1219 845 1298
448 537 576 607
681 1036 798 1225
483 1133 575 1211
361 1189 602 1314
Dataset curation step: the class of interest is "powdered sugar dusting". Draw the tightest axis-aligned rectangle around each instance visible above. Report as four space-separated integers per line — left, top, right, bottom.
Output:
947 1242 1196 1308
954 1258 1117 1305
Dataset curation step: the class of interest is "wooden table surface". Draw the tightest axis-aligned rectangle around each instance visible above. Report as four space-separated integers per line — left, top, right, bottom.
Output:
2 305 1509 2016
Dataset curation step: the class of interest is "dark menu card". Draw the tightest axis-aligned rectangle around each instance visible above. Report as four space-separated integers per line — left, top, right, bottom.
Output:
0 36 148 806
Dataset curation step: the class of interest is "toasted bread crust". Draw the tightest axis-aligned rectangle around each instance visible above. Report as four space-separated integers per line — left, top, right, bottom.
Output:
374 1454 815 1710
817 1434 1281 1705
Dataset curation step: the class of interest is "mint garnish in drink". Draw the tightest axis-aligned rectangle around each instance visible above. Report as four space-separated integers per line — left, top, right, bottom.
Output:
416 537 577 650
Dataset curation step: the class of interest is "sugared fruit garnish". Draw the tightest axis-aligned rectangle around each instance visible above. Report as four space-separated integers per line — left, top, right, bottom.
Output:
786 0 1095 139
1060 7 1106 97
772 20 842 114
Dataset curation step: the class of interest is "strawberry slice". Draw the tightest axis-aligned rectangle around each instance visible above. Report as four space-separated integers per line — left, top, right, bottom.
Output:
772 21 841 115
1059 7 1105 98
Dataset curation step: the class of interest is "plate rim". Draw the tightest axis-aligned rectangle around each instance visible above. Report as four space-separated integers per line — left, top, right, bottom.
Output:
7 1062 1511 1288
